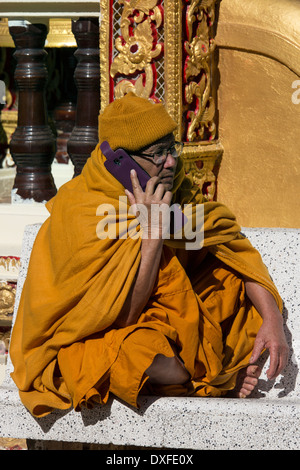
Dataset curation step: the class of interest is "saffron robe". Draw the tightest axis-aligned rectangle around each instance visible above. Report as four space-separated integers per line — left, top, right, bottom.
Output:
9 145 282 417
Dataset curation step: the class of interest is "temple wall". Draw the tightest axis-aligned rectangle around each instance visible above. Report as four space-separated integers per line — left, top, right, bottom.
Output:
216 0 300 228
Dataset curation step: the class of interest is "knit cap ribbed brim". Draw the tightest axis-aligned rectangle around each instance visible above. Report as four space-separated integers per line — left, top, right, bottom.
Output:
98 92 177 151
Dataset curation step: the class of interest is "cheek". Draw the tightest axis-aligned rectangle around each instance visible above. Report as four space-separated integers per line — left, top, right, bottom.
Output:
147 166 160 178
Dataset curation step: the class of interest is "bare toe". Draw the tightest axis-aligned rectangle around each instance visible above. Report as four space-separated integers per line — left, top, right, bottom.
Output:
246 364 261 378
229 364 262 398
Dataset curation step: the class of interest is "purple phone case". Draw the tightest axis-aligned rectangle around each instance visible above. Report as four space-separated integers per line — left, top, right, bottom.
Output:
101 141 150 193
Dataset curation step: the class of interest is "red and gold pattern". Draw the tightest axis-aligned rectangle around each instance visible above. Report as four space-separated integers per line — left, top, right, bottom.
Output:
183 0 217 142
110 0 164 101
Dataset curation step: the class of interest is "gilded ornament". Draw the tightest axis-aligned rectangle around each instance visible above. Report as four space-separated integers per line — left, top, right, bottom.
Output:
111 18 162 76
184 0 217 142
0 282 16 319
110 0 163 100
182 142 223 201
187 0 216 39
184 35 215 81
190 164 216 201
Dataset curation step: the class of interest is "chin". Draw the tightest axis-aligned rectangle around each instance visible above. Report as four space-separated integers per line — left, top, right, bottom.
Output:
158 174 175 192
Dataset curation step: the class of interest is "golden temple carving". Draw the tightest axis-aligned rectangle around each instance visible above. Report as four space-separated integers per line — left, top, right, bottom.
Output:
183 141 223 201
183 0 217 142
110 0 163 101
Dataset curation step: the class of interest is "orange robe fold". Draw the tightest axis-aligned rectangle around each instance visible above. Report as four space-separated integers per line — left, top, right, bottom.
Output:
9 145 282 417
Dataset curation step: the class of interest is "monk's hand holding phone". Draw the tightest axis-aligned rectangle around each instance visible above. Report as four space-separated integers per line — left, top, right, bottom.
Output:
125 169 173 240
114 170 173 327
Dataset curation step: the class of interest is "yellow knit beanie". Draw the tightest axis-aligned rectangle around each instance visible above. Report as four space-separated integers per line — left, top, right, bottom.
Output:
98 92 177 151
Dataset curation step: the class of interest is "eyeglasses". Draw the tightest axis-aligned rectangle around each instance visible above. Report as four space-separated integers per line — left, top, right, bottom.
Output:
134 141 184 166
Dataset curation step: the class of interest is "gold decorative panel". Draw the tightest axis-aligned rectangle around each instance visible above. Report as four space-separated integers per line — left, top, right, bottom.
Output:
183 0 217 142
99 0 223 201
110 0 164 101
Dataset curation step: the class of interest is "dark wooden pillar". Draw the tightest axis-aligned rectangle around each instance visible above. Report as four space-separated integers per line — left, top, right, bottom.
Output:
9 22 56 202
67 17 100 177
53 48 77 164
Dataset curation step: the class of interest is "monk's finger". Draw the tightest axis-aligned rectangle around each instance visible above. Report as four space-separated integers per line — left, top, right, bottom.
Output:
145 176 160 196
162 190 173 206
130 170 143 196
250 338 264 365
153 183 166 200
267 347 280 380
269 345 288 379
124 189 136 206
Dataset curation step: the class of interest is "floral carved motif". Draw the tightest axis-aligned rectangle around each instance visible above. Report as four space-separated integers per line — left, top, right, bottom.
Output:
110 0 163 100
183 0 217 142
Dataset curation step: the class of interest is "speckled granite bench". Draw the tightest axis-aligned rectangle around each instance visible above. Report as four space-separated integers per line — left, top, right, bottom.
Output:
0 224 299 450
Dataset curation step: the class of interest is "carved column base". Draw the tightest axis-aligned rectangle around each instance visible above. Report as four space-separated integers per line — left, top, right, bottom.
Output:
9 21 57 202
10 125 56 201
12 166 55 203
67 17 100 177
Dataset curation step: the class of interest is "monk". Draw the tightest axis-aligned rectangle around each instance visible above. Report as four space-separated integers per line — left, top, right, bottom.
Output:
10 93 288 417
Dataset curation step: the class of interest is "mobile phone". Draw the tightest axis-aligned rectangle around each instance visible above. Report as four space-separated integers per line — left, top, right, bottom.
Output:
101 141 150 193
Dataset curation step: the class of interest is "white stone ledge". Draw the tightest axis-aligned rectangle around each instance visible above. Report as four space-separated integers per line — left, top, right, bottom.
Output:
0 225 299 450
0 391 299 450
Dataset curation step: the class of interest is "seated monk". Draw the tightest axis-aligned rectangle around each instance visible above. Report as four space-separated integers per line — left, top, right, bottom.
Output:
10 93 288 418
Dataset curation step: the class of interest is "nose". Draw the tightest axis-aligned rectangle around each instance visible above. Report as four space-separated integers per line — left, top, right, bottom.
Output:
163 153 177 169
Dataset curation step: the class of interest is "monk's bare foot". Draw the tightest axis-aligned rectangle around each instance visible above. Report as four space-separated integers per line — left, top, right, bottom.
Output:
229 364 262 398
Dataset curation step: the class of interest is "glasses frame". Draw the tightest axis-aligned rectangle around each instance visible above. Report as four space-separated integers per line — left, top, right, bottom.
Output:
133 141 184 166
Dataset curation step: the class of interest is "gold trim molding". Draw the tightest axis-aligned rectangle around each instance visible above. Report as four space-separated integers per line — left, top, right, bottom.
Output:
182 0 217 143
99 0 111 111
164 0 183 142
0 18 76 48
